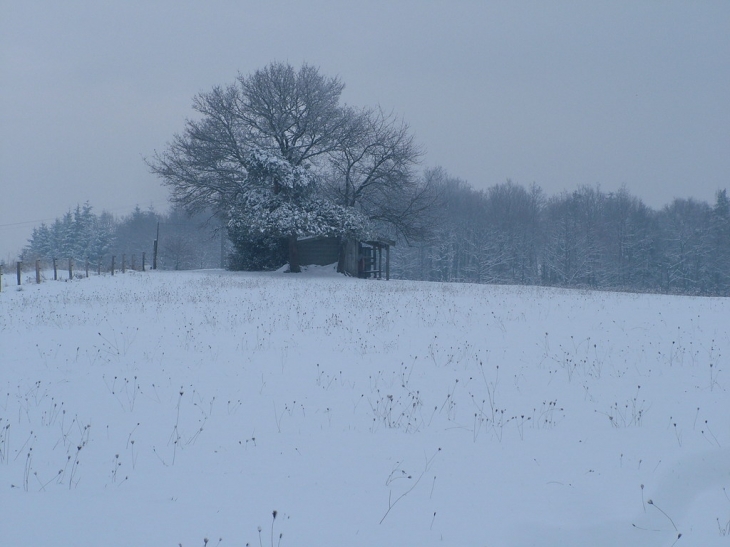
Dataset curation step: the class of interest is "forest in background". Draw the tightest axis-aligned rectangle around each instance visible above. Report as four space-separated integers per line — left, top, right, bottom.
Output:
15 174 730 297
19 204 222 272
392 170 730 296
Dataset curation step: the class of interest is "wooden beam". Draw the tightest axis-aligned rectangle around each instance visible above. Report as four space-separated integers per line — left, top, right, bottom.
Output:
386 245 390 280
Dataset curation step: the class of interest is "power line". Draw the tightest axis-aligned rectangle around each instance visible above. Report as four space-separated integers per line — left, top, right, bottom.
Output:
0 218 59 228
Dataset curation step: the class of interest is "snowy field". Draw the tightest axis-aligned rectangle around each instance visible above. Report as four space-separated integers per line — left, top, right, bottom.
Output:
1 267 729 546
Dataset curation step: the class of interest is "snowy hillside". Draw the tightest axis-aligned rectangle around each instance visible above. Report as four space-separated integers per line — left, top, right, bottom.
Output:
1 268 729 546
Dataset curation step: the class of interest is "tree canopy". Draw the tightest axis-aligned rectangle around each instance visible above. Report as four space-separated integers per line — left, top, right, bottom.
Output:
148 62 432 271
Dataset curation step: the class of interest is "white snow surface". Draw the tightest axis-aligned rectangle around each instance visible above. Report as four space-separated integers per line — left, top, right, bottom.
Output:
1 267 729 546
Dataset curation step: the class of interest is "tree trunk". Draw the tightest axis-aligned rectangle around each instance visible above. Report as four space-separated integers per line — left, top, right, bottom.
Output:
288 235 301 273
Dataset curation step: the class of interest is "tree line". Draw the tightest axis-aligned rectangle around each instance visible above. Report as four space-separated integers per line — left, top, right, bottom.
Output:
392 170 730 296
21 204 221 271
21 61 728 297
20 180 729 296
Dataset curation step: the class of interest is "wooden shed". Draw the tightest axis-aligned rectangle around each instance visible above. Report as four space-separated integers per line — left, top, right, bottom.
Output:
296 236 394 279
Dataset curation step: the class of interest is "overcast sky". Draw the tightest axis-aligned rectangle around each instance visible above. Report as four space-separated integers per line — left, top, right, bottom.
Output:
2 1 729 259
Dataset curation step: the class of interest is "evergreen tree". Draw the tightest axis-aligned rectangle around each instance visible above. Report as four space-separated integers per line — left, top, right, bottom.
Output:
227 149 369 271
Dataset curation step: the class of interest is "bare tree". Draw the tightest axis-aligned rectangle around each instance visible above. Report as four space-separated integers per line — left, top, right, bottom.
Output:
149 62 437 272
599 187 657 289
657 198 713 293
148 63 366 272
236 63 346 167
149 62 347 216
710 189 730 294
481 180 543 284
326 107 434 241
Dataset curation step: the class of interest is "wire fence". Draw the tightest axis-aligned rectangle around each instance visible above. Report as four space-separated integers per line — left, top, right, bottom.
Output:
0 253 150 292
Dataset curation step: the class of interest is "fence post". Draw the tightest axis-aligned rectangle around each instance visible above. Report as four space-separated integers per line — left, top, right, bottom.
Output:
53 258 58 280
17 262 22 285
85 258 89 278
153 221 159 270
36 260 41 284
142 252 146 272
98 260 101 276
122 254 126 274
111 256 115 276
69 258 73 280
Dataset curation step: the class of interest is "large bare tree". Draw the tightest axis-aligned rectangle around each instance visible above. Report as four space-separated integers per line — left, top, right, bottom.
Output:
327 107 437 242
149 62 434 271
149 62 346 214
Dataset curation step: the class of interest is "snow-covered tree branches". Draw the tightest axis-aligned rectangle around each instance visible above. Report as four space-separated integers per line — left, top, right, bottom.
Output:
148 62 431 271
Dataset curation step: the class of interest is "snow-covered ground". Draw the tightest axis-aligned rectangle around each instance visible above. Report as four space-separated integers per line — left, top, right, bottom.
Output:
1 267 729 546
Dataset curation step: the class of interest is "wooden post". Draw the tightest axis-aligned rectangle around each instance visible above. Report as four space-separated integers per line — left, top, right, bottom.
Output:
85 258 89 278
131 254 136 271
68 258 73 280
122 254 126 274
36 260 41 284
153 221 159 270
111 256 115 276
17 261 22 285
97 259 101 276
220 218 226 269
142 252 146 272
378 245 383 279
53 258 58 280
386 245 390 281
